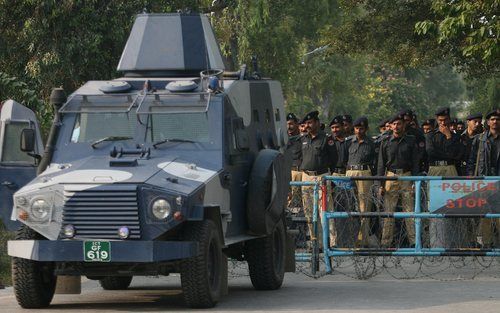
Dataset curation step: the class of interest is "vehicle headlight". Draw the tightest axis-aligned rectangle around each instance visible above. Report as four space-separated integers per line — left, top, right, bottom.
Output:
151 198 171 220
30 198 51 220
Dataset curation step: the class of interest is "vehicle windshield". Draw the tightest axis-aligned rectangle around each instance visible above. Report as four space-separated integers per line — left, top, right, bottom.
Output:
71 112 136 143
148 112 210 144
69 94 220 147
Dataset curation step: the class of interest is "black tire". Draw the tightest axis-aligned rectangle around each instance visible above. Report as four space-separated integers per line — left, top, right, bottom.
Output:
99 276 133 290
247 149 288 236
180 220 223 308
246 219 285 290
12 225 56 309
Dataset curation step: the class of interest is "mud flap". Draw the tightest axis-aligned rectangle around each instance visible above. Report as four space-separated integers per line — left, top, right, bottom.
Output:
55 276 81 294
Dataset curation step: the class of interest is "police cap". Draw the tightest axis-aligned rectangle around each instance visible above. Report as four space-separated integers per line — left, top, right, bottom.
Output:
456 120 465 126
378 118 389 128
286 113 298 122
301 110 319 123
342 114 353 123
329 115 343 127
389 113 404 124
466 112 482 120
486 108 500 119
353 116 368 128
399 108 413 117
435 107 450 116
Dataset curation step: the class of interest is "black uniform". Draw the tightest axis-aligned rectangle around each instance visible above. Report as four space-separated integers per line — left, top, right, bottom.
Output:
373 130 392 171
287 134 302 170
467 130 500 176
327 135 349 174
346 135 376 171
377 134 420 176
459 131 475 176
425 129 464 166
406 126 426 172
300 131 337 173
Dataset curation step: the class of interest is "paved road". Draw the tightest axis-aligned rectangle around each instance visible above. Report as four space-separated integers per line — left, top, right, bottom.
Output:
1 264 499 313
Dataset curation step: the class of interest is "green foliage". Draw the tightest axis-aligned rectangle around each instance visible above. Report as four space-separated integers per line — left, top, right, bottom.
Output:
415 0 499 77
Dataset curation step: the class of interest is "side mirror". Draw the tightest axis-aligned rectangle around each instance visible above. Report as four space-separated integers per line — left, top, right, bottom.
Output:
20 128 36 152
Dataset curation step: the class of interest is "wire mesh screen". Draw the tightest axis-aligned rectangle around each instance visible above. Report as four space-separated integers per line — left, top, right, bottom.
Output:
280 177 500 279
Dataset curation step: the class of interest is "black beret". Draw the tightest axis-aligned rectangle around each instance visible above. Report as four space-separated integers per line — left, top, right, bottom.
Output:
378 118 389 128
329 115 343 127
301 110 319 123
342 114 353 123
353 116 368 127
399 108 413 116
486 108 500 119
435 107 450 116
466 112 482 120
456 120 465 126
286 113 298 122
450 118 458 124
421 119 431 127
388 113 405 124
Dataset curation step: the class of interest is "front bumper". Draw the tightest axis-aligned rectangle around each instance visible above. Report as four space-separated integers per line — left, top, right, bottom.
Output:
8 240 198 262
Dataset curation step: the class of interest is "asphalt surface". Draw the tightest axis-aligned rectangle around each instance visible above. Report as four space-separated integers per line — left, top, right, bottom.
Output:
0 262 499 313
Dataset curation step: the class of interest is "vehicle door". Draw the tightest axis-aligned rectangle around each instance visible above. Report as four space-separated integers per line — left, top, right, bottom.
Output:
0 100 44 231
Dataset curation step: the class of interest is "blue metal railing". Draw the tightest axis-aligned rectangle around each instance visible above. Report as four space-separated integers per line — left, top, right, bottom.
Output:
289 176 500 275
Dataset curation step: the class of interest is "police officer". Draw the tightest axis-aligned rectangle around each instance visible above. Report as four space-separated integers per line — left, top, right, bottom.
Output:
458 113 483 176
346 116 376 246
426 107 464 175
467 109 500 247
426 107 465 248
286 113 303 209
342 114 354 136
327 115 350 246
401 109 426 172
378 113 420 247
300 110 337 246
421 119 435 134
328 115 348 176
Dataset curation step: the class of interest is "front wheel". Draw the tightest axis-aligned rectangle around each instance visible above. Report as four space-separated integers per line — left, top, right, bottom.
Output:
12 226 56 308
246 219 285 290
180 220 223 308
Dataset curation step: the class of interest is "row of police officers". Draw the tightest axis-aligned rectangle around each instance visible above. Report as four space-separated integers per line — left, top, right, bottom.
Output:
286 107 500 248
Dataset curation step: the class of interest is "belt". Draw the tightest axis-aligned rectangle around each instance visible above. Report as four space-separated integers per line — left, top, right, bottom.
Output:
430 160 450 166
347 164 370 171
302 168 329 176
388 168 410 175
291 166 299 171
332 167 346 174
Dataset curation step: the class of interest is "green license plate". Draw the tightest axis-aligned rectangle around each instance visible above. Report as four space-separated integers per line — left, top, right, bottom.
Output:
84 241 111 262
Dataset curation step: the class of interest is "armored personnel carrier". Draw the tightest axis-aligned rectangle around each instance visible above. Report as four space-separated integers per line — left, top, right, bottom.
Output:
4 13 294 308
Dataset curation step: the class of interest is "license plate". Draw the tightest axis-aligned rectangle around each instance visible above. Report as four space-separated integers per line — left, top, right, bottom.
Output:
84 241 111 262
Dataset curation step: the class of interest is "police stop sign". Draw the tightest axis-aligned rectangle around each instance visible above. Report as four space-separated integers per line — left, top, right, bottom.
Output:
429 180 500 214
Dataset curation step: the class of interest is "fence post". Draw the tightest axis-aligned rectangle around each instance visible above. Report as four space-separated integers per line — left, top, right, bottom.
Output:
414 179 422 252
311 181 320 275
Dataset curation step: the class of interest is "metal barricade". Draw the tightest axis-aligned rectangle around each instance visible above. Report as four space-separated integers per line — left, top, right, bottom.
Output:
319 176 500 273
290 176 500 276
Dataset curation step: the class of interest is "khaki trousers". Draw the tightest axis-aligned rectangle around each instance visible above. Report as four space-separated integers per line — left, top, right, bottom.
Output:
381 171 415 246
346 169 372 245
288 170 303 210
301 172 335 246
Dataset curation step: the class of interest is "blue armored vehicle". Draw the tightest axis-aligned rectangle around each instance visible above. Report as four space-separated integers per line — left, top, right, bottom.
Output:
4 13 294 308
